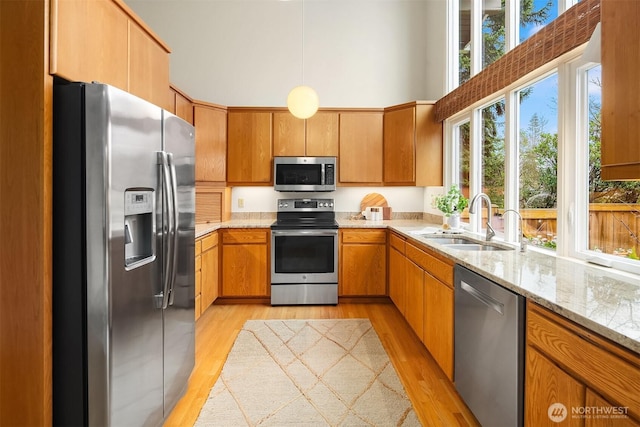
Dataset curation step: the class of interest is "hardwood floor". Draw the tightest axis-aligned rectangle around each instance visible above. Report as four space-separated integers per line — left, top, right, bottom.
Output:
164 302 480 427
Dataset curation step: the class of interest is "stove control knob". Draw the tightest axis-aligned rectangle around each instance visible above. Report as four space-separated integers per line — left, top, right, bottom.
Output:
329 202 334 207
284 203 289 208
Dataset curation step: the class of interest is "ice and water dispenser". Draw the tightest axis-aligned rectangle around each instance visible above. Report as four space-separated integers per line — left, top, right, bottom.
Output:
124 189 155 267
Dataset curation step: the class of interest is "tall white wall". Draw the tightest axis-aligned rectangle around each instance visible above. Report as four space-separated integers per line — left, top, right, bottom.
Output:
126 0 447 106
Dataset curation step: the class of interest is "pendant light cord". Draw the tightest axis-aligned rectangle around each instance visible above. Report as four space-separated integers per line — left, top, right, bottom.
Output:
301 0 305 85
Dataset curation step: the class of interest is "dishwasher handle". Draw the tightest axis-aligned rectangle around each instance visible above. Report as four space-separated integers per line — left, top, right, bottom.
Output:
460 281 505 316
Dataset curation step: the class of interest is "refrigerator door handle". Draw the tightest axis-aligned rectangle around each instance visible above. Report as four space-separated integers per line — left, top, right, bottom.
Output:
157 151 174 310
167 152 179 306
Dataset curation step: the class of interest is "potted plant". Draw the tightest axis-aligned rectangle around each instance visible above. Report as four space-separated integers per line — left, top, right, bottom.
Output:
434 185 468 229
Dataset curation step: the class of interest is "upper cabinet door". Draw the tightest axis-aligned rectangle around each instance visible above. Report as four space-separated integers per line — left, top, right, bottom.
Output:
339 111 383 184
601 0 640 180
415 103 443 186
194 104 227 182
128 23 172 111
172 89 194 125
227 110 273 184
306 112 339 157
272 111 339 157
50 0 172 110
273 112 305 156
51 0 129 90
384 106 416 184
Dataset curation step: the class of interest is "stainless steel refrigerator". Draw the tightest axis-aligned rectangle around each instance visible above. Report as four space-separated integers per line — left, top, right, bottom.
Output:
53 82 195 426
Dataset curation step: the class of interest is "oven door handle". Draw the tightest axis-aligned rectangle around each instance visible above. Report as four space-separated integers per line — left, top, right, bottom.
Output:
272 229 338 237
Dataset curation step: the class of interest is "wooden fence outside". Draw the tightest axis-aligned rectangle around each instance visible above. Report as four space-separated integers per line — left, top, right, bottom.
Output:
489 204 640 252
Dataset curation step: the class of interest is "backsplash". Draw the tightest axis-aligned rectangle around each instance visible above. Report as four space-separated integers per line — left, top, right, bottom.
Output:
230 211 426 221
231 186 432 214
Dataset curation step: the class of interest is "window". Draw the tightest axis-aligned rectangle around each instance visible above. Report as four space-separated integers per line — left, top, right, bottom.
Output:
481 99 505 210
445 38 639 276
452 0 566 92
518 72 558 250
582 65 640 270
519 0 558 44
482 0 505 69
456 120 470 193
459 0 471 85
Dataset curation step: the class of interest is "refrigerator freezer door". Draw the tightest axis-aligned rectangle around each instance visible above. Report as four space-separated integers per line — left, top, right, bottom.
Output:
161 111 196 416
84 84 165 426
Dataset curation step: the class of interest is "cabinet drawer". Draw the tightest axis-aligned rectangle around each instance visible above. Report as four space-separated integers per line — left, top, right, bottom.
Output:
341 229 386 244
195 239 202 256
201 232 219 251
405 242 453 286
222 229 268 244
389 232 406 253
195 254 201 271
527 304 640 418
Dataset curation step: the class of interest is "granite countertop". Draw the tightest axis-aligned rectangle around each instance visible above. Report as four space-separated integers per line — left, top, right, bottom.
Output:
196 218 640 354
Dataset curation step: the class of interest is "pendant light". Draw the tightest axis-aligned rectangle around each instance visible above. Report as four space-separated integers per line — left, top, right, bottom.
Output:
287 0 318 119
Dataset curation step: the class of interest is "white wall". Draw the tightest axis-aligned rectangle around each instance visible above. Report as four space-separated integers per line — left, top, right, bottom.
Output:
126 0 447 106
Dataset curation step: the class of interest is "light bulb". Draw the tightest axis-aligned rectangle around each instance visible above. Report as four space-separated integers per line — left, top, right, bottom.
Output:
287 85 319 119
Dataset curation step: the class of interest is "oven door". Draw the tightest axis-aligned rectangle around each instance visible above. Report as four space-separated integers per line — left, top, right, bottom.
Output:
270 229 338 284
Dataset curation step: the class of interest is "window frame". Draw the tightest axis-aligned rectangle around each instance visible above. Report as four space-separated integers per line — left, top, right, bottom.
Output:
445 51 574 246
445 44 640 276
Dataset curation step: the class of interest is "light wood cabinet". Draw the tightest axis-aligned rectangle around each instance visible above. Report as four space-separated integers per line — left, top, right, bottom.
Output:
51 0 129 89
338 111 384 184
194 103 227 182
273 111 339 157
194 239 202 320
526 302 640 425
227 110 273 184
50 0 171 109
306 112 339 156
383 102 443 186
391 237 454 380
200 232 219 312
388 232 407 316
405 258 425 341
423 274 454 379
525 346 586 426
339 229 387 296
195 183 231 224
221 229 269 297
128 22 172 111
273 112 305 156
585 390 640 427
171 85 194 125
601 0 640 180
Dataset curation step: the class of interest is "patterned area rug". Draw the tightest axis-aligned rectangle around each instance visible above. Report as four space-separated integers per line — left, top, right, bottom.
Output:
195 319 420 426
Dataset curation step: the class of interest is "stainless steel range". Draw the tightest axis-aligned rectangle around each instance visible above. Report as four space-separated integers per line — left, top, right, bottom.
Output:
270 198 338 305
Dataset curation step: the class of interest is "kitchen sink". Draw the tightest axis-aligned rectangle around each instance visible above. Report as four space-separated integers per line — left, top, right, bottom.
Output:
444 243 512 251
422 237 473 245
422 236 514 251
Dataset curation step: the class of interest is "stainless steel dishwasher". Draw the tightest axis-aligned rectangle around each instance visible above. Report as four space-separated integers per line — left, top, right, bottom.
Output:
454 265 525 427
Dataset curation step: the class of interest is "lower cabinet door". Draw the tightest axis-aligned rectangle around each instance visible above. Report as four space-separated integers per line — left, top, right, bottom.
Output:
423 274 453 380
525 346 585 426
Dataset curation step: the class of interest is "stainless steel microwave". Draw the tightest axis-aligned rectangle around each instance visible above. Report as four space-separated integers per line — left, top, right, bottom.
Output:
274 156 336 192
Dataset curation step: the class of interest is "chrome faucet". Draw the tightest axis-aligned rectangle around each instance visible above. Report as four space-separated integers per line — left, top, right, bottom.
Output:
469 193 495 241
502 209 527 252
